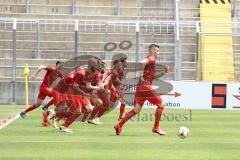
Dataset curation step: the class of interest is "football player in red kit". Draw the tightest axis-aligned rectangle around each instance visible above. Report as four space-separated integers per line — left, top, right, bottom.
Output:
42 71 75 128
115 55 127 120
51 89 90 133
87 61 108 125
20 61 64 127
72 58 104 124
41 65 89 126
50 58 103 132
114 44 170 136
89 55 127 124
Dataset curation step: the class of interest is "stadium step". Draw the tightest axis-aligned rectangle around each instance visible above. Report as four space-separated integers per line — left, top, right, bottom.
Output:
198 0 234 82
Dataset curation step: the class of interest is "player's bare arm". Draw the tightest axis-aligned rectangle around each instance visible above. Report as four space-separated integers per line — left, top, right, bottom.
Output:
31 65 47 79
73 83 91 98
86 82 104 90
154 65 171 79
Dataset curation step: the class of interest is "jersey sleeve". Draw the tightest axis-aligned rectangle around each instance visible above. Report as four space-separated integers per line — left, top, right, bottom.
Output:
64 75 74 85
73 71 83 85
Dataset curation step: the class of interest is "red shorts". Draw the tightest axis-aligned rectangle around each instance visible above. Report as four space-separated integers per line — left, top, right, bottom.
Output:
52 91 91 113
52 91 68 107
67 95 91 114
37 86 53 100
134 84 162 107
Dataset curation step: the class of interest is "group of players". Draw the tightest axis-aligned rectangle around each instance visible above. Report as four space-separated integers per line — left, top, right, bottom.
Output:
19 44 170 136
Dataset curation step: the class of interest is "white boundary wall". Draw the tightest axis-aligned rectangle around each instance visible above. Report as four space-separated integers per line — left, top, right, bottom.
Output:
125 81 240 110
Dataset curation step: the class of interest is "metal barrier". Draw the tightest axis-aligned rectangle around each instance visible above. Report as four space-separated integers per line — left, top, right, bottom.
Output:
1 20 240 102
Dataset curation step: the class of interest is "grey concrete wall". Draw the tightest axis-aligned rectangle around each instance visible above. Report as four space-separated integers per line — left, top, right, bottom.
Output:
0 81 42 104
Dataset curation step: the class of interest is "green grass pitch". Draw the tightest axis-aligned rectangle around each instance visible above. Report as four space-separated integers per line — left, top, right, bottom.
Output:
0 105 240 160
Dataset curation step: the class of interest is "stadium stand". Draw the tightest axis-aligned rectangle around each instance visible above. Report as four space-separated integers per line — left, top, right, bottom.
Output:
199 0 235 82
0 0 240 103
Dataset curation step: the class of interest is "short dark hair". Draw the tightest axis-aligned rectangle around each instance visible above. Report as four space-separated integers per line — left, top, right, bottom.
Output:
56 61 64 66
149 44 159 50
113 60 119 65
112 53 128 66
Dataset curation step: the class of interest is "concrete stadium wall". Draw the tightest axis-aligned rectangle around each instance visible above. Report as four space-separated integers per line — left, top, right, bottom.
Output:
0 81 42 104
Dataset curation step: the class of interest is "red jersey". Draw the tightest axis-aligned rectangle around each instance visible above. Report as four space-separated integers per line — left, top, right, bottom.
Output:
107 68 124 90
55 72 75 93
40 66 63 88
73 68 102 94
142 55 156 84
135 55 162 106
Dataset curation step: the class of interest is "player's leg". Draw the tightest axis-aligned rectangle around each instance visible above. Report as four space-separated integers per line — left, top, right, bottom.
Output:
89 106 100 120
118 100 126 120
104 100 121 114
90 90 107 120
42 111 51 127
101 90 121 117
89 91 110 124
42 98 54 111
152 103 166 135
20 98 43 118
54 106 69 129
87 94 103 125
53 115 61 129
20 87 53 118
95 106 108 119
51 91 69 128
60 112 80 133
42 108 56 127
77 96 94 123
58 96 79 132
40 88 54 126
42 98 55 127
148 94 166 135
114 100 143 135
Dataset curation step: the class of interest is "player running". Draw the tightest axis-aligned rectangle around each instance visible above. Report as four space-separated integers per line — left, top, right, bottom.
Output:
72 58 105 124
114 54 127 120
41 65 89 126
89 54 128 123
42 70 75 128
20 61 64 127
49 58 103 132
51 89 93 133
114 44 170 136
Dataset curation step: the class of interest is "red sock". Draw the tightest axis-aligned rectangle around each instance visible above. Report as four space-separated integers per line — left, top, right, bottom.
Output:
96 108 108 118
44 99 54 109
22 104 38 114
119 103 126 118
90 106 100 120
119 109 137 127
42 111 50 123
154 106 164 129
62 113 80 128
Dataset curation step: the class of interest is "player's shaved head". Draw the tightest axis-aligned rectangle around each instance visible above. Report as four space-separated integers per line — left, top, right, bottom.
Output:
149 44 159 51
149 44 160 58
88 58 98 67
112 53 128 67
56 61 64 66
